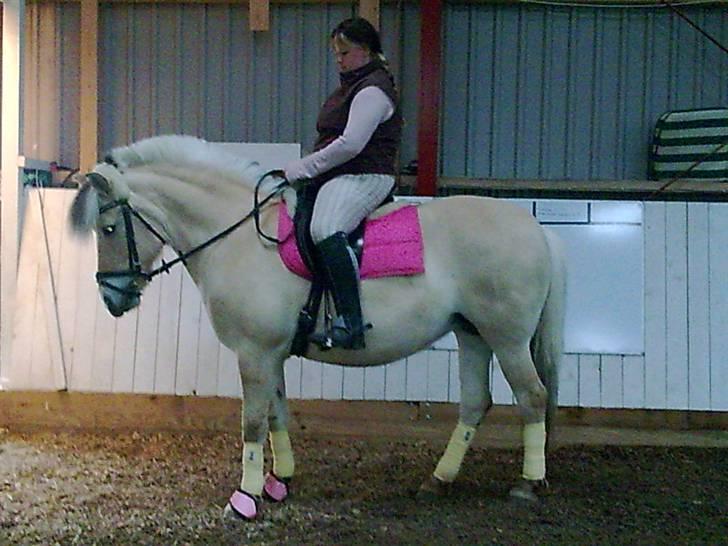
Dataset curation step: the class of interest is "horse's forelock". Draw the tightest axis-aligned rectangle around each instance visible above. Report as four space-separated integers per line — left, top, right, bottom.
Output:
69 180 99 235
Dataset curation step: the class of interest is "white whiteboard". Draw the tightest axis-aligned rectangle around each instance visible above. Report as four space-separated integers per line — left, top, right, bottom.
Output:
538 200 644 355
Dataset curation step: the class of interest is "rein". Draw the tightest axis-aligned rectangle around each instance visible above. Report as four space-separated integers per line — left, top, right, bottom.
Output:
95 169 288 293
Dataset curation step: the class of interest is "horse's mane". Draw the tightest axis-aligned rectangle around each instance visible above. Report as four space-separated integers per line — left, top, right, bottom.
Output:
106 135 266 189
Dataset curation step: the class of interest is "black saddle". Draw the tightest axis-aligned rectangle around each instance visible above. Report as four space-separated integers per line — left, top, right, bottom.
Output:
289 181 393 357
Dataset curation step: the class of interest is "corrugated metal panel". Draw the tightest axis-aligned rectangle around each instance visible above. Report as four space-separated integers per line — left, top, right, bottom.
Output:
24 3 79 167
441 4 728 179
94 3 420 162
25 3 726 179
24 2 419 167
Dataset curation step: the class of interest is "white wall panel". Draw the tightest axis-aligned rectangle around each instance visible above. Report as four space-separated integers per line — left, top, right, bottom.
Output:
622 355 646 409
578 355 602 408
384 359 407 401
665 204 689 409
686 203 711 410
404 352 428 402
559 354 579 407
112 312 137 393
321 363 343 400
425 351 451 403
300 358 322 400
643 202 667 408
175 275 203 395
8 190 728 411
194 312 220 397
364 366 386 401
708 205 728 411
134 278 163 394
600 355 623 409
155 258 183 395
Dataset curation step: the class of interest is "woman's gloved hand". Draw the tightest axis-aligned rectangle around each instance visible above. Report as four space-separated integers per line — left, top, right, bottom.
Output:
283 159 308 183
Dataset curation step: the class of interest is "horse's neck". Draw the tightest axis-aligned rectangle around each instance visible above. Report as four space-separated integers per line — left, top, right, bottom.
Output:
130 169 255 256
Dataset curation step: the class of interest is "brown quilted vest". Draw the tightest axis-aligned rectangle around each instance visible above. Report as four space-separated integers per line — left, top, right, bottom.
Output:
313 60 403 182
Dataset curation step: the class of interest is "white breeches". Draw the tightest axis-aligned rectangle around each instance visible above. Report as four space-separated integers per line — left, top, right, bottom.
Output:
310 174 395 244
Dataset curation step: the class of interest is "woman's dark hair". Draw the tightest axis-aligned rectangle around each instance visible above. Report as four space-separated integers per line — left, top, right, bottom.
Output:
331 17 383 55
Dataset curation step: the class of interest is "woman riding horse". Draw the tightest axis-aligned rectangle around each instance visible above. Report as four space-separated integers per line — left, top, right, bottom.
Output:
284 17 403 350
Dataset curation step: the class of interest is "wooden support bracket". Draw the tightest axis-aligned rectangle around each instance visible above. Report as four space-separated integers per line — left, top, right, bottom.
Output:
79 0 98 171
359 0 380 29
250 0 270 31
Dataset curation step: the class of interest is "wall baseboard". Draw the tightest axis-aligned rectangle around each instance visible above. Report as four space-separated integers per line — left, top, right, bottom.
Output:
1 392 726 439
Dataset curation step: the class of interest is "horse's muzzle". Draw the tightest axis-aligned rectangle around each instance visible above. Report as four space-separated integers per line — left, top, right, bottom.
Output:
98 276 141 317
103 293 139 317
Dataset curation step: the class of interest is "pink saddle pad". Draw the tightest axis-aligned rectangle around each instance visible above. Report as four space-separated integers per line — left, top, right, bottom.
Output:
277 203 425 280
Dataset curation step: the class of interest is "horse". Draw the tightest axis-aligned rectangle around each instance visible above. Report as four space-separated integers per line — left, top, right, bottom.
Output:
68 135 567 521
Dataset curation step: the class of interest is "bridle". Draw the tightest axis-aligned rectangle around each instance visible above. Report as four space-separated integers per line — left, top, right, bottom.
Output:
93 168 288 298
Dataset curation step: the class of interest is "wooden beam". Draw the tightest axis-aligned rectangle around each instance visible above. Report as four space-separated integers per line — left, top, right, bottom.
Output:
397 175 728 201
27 0 728 4
416 0 442 196
79 0 98 171
1 0 25 383
249 0 270 31
359 0 380 29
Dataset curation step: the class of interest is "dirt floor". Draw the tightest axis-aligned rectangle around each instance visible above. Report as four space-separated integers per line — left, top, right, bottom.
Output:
1 426 726 545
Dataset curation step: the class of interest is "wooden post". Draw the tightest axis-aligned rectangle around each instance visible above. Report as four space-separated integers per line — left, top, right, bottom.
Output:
1 0 25 380
79 0 98 171
250 0 270 32
359 0 380 30
416 0 442 196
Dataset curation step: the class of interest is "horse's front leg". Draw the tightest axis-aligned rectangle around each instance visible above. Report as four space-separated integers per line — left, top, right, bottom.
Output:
224 356 278 521
263 358 294 503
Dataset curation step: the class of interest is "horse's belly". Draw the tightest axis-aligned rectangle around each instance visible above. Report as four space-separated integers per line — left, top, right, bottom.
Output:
306 279 454 367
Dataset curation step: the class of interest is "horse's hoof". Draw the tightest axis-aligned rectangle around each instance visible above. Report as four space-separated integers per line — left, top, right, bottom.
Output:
223 489 261 521
417 475 452 500
263 472 290 503
509 478 549 503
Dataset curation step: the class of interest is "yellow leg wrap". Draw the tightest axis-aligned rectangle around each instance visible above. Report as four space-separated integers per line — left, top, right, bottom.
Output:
241 442 265 495
269 430 295 479
522 421 546 481
433 422 477 483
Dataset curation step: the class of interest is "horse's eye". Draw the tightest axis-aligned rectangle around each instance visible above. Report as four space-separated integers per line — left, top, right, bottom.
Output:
102 225 116 235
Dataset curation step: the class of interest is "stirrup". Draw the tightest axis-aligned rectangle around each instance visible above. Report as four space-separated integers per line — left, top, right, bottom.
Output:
309 317 368 351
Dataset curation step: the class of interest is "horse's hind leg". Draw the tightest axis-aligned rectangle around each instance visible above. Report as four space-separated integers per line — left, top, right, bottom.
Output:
421 327 492 495
495 343 549 502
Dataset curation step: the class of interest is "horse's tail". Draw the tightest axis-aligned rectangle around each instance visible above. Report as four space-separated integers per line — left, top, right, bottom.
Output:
530 228 567 448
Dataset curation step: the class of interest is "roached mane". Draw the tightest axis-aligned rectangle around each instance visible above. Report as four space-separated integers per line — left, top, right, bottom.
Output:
106 135 266 189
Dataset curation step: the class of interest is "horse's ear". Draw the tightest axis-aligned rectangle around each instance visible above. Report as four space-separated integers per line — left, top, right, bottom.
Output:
68 176 99 235
90 163 130 201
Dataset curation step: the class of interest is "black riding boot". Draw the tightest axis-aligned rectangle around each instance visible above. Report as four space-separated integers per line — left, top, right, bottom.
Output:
309 232 366 350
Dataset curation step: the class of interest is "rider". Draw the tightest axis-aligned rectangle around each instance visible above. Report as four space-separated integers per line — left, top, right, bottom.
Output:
284 17 403 350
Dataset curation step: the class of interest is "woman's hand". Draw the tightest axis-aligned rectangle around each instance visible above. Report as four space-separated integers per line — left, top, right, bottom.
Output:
283 159 308 183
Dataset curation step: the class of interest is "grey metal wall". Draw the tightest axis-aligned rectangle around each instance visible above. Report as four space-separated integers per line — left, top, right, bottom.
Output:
442 4 728 180
24 1 420 168
23 2 728 180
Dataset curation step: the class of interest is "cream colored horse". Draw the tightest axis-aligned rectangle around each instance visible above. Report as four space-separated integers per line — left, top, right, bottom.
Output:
69 135 566 520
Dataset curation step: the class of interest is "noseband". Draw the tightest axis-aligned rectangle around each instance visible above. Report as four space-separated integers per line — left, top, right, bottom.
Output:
93 169 288 297
95 197 155 298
